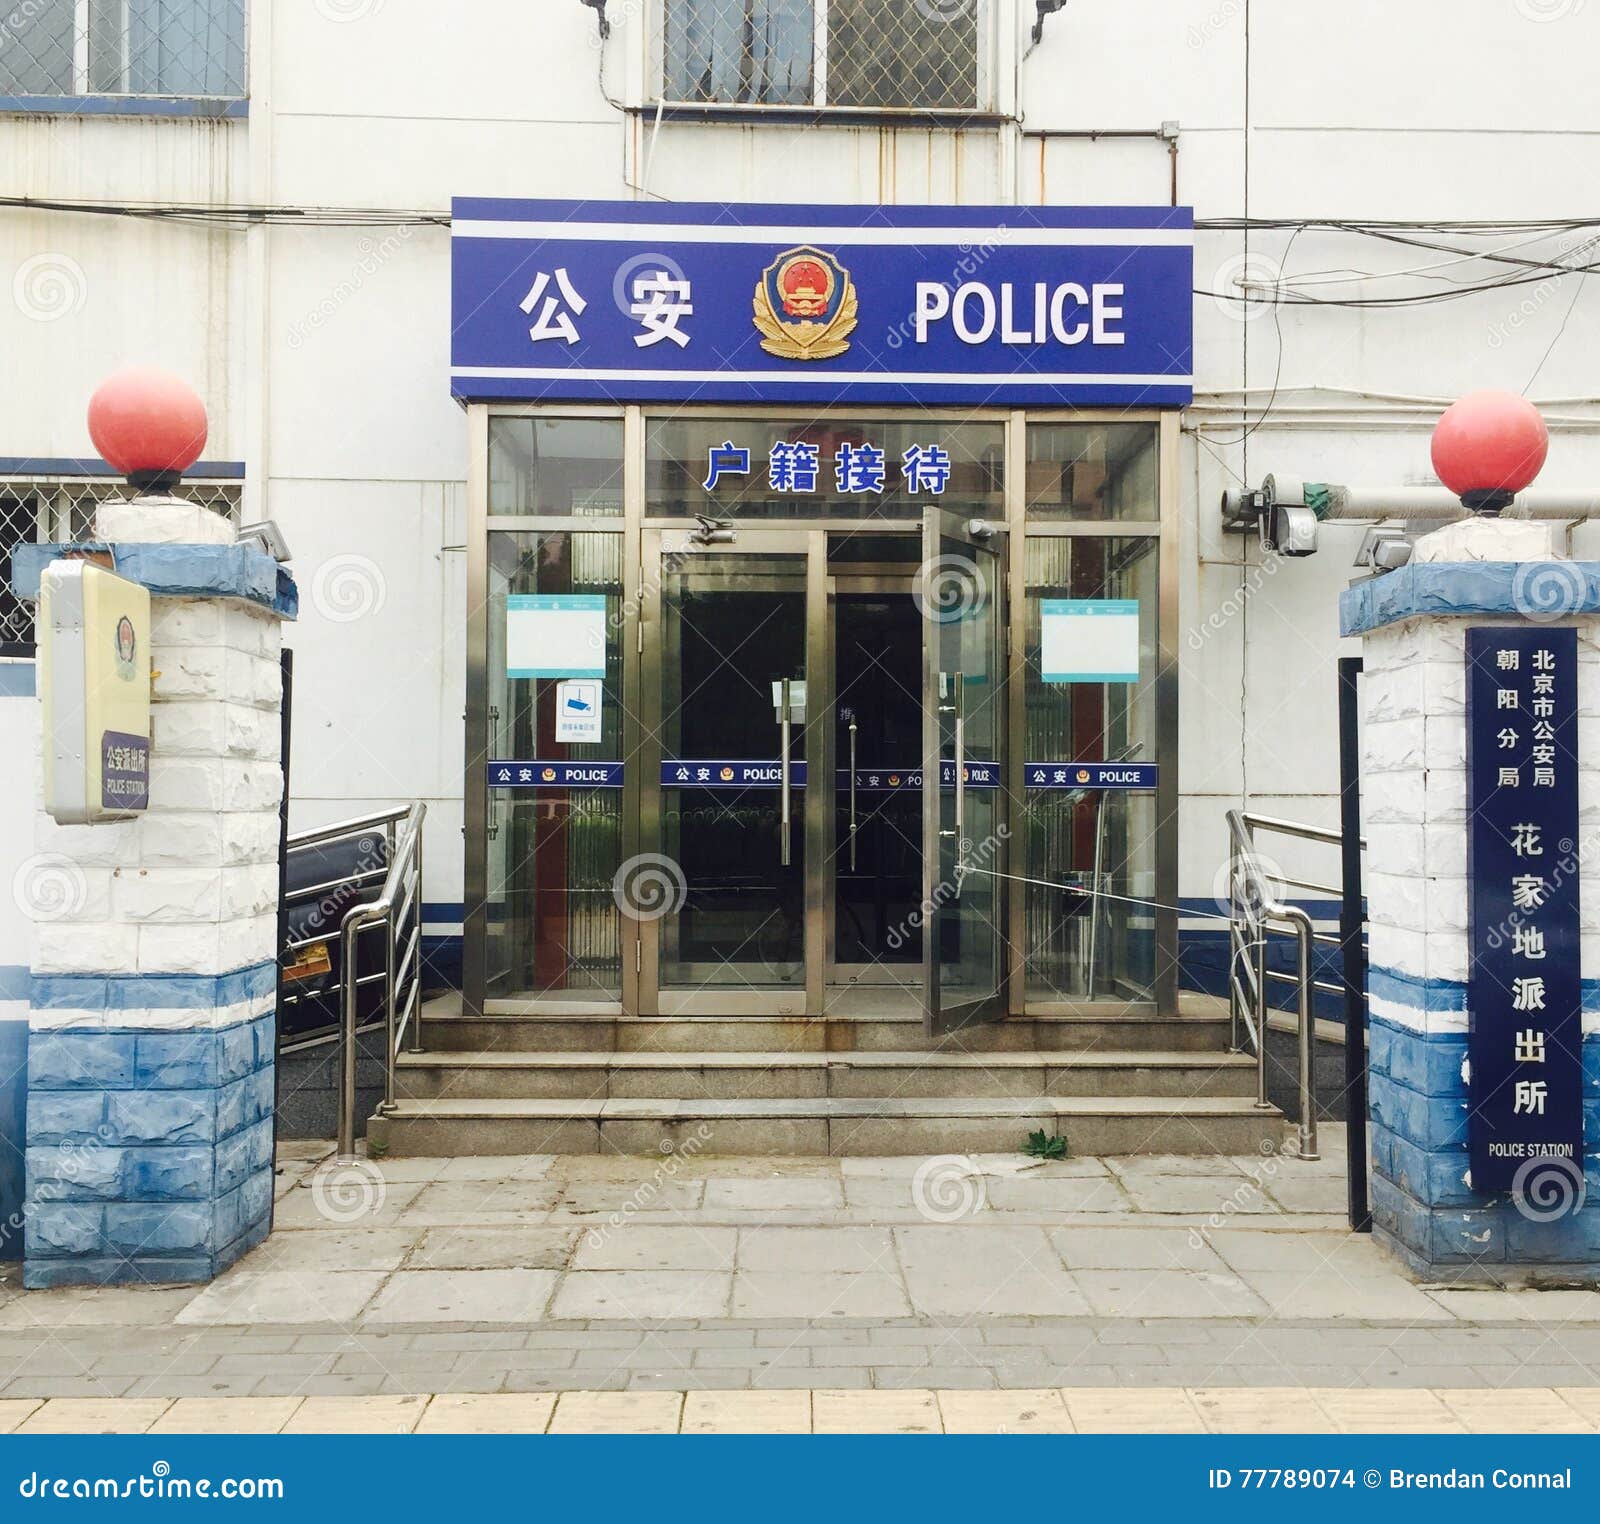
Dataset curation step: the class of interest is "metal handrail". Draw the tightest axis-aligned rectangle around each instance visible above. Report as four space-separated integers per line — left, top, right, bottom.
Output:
1224 808 1367 1162
281 806 411 1016
336 801 426 1161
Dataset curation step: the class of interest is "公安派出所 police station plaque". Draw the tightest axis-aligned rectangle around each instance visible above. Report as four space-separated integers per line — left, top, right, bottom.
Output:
1466 626 1583 1194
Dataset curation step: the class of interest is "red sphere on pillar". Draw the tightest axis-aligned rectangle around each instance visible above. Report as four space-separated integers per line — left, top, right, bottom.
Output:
87 368 208 491
1430 389 1548 513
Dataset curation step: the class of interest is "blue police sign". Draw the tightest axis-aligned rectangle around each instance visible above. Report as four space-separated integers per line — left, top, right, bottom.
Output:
450 199 1193 407
1465 627 1583 1195
1026 762 1158 790
487 760 624 789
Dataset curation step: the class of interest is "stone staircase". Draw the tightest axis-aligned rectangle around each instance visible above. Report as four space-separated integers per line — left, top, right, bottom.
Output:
366 993 1286 1157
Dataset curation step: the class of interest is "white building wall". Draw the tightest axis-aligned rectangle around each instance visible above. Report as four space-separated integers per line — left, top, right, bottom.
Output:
6 0 1600 959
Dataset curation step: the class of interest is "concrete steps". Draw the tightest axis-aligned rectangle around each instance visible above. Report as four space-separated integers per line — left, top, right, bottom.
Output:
372 991 1283 1158
367 1094 1283 1158
393 1047 1259 1102
419 1006 1233 1056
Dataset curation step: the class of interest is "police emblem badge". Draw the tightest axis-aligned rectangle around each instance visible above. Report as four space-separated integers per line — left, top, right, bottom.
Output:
753 246 858 361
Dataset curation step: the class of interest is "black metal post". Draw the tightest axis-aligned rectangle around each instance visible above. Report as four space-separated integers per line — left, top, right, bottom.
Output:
270 647 294 1223
1337 655 1371 1232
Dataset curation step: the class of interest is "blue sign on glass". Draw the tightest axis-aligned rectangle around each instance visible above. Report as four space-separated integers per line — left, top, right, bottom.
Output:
662 760 808 789
1026 762 1158 790
451 199 1193 408
840 762 1000 790
487 760 623 789
1465 626 1582 1194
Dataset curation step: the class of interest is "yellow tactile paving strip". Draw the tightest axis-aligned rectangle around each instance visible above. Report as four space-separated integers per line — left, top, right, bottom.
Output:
2 1389 1599 1434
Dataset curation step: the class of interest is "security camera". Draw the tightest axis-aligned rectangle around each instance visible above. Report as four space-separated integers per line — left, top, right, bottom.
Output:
1355 526 1413 573
238 520 292 563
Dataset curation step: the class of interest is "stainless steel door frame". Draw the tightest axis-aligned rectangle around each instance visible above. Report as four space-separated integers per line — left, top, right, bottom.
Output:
639 526 827 1016
921 508 1009 1037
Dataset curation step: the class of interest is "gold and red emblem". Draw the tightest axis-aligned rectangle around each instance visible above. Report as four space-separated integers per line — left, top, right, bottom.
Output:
1075 768 1091 784
541 766 557 783
720 765 736 782
753 246 858 361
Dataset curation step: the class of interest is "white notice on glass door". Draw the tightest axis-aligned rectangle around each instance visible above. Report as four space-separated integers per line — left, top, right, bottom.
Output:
555 680 602 742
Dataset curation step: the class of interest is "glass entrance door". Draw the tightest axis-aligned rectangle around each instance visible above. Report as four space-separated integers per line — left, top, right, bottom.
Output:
829 577 923 988
921 509 1009 1036
640 528 824 1014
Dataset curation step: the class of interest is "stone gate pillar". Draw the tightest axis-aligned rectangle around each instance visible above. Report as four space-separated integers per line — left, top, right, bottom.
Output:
11 372 296 1288
1346 512 1600 1282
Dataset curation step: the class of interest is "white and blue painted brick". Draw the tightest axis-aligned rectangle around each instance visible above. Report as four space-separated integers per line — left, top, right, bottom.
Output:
23 965 278 1288
11 514 294 1286
1345 543 1600 1277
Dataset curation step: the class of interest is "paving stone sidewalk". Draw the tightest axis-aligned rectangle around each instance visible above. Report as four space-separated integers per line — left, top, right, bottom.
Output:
6 1387 1600 1435
1 1132 1597 1403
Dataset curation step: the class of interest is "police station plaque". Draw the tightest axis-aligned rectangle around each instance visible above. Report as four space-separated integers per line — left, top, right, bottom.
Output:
1465 626 1583 1193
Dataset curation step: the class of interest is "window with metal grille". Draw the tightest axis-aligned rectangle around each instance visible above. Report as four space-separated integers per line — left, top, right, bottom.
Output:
0 0 248 100
0 478 242 657
658 0 986 112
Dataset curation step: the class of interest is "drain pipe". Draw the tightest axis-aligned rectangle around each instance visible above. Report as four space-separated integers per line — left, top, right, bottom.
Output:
1223 477 1600 546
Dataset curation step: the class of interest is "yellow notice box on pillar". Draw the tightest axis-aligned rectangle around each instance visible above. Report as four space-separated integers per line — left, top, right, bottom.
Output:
40 559 151 824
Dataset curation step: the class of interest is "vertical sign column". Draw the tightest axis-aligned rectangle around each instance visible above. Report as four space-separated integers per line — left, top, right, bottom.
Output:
1466 626 1583 1192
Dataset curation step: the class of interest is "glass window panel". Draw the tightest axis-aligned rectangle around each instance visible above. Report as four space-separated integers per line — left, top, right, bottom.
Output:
663 0 813 105
1026 422 1158 521
489 417 624 517
0 0 73 92
1022 534 1159 1000
827 0 977 110
486 531 625 1000
646 414 1003 522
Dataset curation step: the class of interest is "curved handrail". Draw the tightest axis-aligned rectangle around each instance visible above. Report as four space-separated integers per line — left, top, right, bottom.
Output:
1224 807 1362 1162
335 801 426 1161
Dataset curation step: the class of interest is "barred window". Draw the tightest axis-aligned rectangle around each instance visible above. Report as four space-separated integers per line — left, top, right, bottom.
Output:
0 0 247 100
659 0 985 112
0 478 242 656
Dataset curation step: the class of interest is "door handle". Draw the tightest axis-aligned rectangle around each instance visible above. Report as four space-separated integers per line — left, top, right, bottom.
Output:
848 716 858 873
780 678 792 868
953 671 965 841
